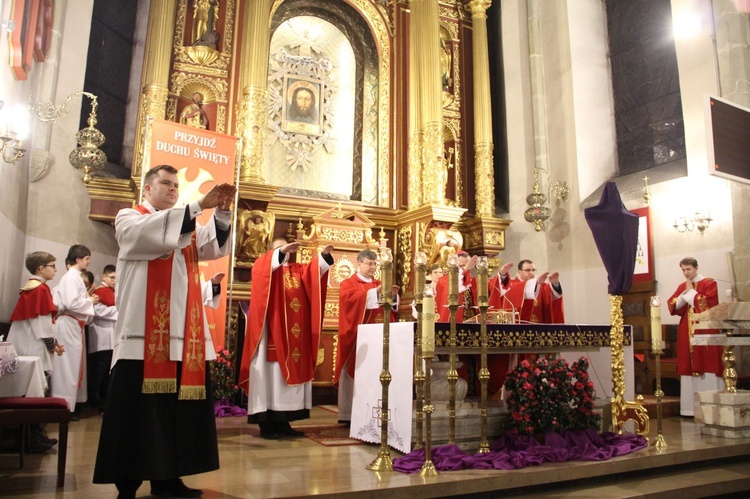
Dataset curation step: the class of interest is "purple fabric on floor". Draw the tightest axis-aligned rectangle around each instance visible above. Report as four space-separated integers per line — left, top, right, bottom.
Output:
214 400 248 417
393 430 648 473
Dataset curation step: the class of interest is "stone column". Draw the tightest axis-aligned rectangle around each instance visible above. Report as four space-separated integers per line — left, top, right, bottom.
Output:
133 0 176 178
408 1 424 209
466 0 495 217
236 0 273 183
418 0 447 205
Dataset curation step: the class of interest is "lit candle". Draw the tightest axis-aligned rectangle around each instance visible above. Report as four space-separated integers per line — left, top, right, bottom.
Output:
650 295 662 353
422 290 435 357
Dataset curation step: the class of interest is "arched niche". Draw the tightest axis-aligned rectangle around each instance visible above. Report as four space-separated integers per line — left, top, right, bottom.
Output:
269 0 391 206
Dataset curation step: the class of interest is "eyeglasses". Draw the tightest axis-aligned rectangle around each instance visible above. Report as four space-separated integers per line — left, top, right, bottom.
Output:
104 275 116 280
42 264 56 269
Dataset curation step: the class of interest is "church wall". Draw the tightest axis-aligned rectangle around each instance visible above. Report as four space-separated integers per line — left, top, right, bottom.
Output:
499 0 736 331
0 1 119 320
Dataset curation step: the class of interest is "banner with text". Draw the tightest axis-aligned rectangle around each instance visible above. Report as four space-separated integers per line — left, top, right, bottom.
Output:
147 119 238 352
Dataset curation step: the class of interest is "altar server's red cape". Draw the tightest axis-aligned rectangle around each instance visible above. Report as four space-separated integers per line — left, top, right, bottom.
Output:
10 280 57 322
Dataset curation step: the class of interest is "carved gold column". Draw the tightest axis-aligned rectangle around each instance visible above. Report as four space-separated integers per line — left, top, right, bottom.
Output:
133 0 177 179
417 0 446 205
236 0 272 183
466 0 495 217
408 2 424 209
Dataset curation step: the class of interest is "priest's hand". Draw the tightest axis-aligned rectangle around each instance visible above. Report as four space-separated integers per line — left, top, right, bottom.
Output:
199 183 236 210
465 255 478 271
549 272 560 286
90 294 100 305
685 279 694 291
536 272 549 284
279 242 301 254
499 262 514 277
391 285 401 296
210 272 226 285
321 244 334 255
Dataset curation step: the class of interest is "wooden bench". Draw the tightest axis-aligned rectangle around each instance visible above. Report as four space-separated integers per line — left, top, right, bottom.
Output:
0 396 70 487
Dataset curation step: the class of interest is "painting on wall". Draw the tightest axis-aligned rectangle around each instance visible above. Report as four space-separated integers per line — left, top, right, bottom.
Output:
281 75 323 136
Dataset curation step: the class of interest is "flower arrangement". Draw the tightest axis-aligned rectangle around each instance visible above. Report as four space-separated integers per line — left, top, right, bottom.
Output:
503 356 601 435
210 346 239 402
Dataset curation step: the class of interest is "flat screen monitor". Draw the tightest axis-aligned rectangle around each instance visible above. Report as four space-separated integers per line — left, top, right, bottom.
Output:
706 94 750 186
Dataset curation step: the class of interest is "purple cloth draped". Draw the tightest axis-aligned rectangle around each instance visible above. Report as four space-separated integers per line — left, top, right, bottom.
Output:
584 182 639 295
214 399 248 417
393 430 648 473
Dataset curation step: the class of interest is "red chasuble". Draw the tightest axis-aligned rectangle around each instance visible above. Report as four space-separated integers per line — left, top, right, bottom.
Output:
10 280 57 322
239 249 328 392
667 278 722 376
488 277 564 324
333 274 396 384
435 271 476 323
93 286 115 307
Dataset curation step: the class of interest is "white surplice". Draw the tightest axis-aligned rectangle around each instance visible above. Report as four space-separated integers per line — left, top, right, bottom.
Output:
111 200 230 366
8 277 58 373
52 268 95 411
88 302 118 354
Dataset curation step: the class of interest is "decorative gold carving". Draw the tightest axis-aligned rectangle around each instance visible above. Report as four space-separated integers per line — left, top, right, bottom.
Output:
223 0 236 54
170 73 227 101
397 226 413 292
299 247 313 265
181 46 221 66
423 122 446 204
134 83 169 177
216 105 226 134
474 142 495 216
484 231 504 246
325 302 340 317
321 227 363 244
408 130 423 208
331 256 356 284
174 0 187 48
237 209 274 260
166 98 177 123
238 85 267 183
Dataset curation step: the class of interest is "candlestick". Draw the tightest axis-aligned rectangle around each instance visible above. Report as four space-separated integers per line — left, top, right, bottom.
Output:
422 292 435 358
379 248 393 303
476 256 488 307
650 295 662 354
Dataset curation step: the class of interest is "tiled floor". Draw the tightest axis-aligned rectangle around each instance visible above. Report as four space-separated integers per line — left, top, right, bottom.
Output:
1 405 750 498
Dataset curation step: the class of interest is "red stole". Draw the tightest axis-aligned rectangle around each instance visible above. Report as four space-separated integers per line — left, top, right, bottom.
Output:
135 204 206 400
333 274 395 383
239 249 328 391
10 280 57 322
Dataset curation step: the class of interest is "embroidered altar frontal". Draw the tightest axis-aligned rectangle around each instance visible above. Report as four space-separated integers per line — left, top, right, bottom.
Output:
430 323 632 353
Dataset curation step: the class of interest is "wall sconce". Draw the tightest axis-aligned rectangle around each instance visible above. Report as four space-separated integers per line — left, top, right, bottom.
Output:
28 91 107 183
673 212 712 235
0 100 27 165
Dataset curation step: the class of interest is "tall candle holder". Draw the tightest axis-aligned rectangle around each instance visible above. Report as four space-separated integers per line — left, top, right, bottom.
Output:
367 248 394 471
650 295 667 451
475 256 490 453
413 251 427 450
446 254 460 444
420 285 438 476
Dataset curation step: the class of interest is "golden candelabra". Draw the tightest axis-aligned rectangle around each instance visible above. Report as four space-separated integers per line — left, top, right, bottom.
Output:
413 252 427 450
650 296 667 451
367 248 394 472
610 295 650 436
475 256 490 453
420 279 438 476
446 254 460 444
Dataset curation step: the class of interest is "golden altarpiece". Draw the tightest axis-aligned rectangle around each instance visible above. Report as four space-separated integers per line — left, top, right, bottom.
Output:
84 0 510 388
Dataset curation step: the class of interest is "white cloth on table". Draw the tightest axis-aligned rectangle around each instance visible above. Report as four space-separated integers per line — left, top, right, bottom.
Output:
0 356 47 397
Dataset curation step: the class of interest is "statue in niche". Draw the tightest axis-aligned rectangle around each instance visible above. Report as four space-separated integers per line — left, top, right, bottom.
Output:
192 0 220 49
439 238 458 268
180 92 209 129
239 210 274 259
